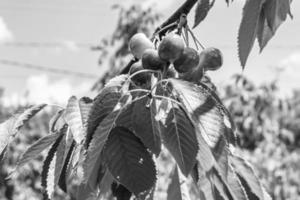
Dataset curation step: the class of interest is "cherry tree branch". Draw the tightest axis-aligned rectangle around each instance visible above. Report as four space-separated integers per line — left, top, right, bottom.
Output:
119 0 198 75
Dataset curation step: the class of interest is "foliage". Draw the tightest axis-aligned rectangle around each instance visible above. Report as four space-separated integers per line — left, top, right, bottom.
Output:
0 0 296 200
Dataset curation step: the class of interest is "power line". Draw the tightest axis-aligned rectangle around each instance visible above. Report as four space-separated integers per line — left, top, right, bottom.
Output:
0 59 98 79
0 42 96 49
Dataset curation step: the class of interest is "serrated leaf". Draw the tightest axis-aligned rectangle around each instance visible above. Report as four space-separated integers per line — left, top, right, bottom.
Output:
13 104 47 134
230 154 264 200
86 89 125 149
41 133 64 200
238 0 265 68
117 96 161 156
56 140 76 192
167 166 191 200
257 9 274 52
169 79 234 149
161 104 198 176
84 93 132 190
227 165 249 200
193 0 210 28
16 125 67 169
103 127 156 195
49 109 65 133
98 169 114 198
0 117 18 159
65 96 92 144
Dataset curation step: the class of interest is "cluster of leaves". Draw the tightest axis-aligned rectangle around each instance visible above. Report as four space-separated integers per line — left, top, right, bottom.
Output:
0 72 271 200
222 75 300 200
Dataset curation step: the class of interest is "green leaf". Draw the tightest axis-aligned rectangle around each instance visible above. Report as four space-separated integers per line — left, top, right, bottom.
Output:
230 154 264 200
193 0 210 28
41 133 64 200
161 104 198 176
98 169 114 198
64 96 92 144
167 166 191 200
238 0 265 68
84 93 131 190
117 96 161 156
16 125 67 169
103 127 156 195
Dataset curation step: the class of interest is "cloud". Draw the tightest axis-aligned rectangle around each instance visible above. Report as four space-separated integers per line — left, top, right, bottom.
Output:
1 74 95 107
61 40 80 52
0 17 13 43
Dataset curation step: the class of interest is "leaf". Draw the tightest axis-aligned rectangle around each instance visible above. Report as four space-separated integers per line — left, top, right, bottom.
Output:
13 104 47 134
117 96 161 156
167 166 191 200
230 154 263 200
57 140 76 192
86 86 126 149
84 93 131 190
193 0 210 28
49 109 65 133
169 79 234 149
41 133 64 200
227 165 249 200
16 125 67 169
257 9 274 52
161 104 198 176
103 127 156 195
64 96 92 144
98 169 114 198
238 0 265 68
0 117 18 159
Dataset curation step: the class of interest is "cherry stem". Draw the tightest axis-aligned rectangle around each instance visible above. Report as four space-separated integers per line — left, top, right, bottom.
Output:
187 27 205 50
153 95 181 106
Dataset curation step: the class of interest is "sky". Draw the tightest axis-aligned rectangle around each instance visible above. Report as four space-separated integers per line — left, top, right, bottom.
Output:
0 0 299 105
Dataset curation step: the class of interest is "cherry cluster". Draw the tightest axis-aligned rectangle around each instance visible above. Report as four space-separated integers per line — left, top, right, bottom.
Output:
128 32 223 85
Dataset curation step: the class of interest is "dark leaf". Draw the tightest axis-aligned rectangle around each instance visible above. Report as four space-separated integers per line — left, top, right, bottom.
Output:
167 166 191 200
117 96 161 156
103 127 156 195
161 104 198 176
227 165 249 200
257 9 274 52
41 133 64 200
49 109 64 133
84 93 131 190
238 0 264 68
193 0 210 28
0 117 18 159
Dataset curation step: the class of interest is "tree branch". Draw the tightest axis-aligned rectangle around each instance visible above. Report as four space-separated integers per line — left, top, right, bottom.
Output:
153 0 198 36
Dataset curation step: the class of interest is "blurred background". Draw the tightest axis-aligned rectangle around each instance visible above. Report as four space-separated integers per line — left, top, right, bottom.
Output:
0 0 299 199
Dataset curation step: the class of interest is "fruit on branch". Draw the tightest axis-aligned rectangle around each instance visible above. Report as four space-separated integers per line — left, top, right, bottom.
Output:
179 61 204 84
158 33 185 63
173 47 200 73
129 61 149 84
199 47 223 71
129 33 154 59
142 49 167 71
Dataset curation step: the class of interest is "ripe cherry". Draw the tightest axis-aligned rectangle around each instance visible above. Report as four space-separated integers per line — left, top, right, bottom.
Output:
173 47 200 73
129 61 150 84
199 47 223 71
129 33 154 59
158 33 185 63
142 49 167 71
179 62 204 84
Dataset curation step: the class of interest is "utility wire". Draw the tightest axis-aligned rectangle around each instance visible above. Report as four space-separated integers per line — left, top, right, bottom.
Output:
0 59 98 79
0 42 96 49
